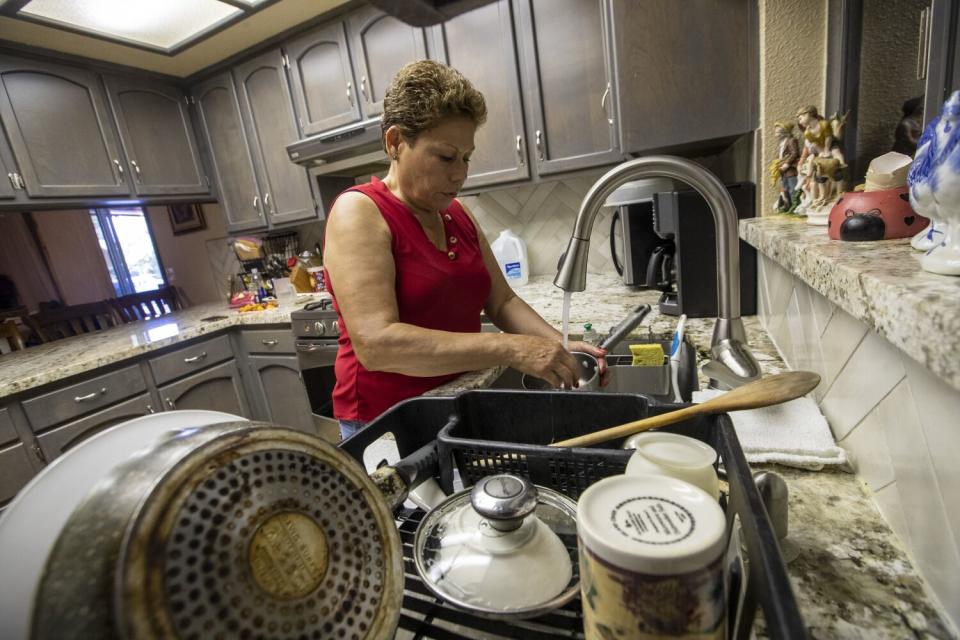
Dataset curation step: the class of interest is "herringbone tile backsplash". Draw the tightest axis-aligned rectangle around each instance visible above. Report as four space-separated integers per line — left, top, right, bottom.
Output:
459 170 619 276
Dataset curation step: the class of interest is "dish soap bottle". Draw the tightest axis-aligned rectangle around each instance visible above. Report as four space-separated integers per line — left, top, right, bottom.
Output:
490 229 529 287
582 323 599 345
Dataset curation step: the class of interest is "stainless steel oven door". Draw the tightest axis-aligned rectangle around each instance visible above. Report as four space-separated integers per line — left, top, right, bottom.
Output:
295 340 340 437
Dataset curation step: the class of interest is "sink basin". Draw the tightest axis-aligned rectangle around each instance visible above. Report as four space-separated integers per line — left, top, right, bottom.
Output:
489 339 696 402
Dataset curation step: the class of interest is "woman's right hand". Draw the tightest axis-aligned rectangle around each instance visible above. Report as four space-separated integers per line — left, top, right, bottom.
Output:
507 335 580 389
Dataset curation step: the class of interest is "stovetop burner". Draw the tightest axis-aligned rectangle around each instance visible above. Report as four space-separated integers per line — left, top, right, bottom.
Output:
291 300 339 339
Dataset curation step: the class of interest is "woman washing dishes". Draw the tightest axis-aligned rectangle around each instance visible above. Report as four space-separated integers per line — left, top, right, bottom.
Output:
324 60 607 439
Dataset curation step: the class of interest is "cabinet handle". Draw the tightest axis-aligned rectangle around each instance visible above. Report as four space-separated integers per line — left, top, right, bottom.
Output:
7 172 16 189
516 135 524 166
535 130 544 161
74 387 107 403
264 192 273 213
32 444 47 465
165 398 176 410
112 159 125 176
146 404 155 414
346 81 354 106
601 82 613 125
183 351 208 363
253 195 262 217
261 339 279 346
130 160 142 180
360 76 368 101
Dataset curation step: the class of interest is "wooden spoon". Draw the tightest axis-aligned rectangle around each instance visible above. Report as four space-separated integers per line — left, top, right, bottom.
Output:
550 370 821 449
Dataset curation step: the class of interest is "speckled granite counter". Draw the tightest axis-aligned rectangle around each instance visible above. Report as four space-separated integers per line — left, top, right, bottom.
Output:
740 215 960 393
429 274 953 638
0 293 327 398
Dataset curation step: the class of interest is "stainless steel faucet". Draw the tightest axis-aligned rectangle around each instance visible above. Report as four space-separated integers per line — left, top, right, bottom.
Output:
554 155 762 385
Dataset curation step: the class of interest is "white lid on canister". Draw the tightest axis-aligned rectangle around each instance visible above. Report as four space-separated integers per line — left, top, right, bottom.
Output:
577 474 726 575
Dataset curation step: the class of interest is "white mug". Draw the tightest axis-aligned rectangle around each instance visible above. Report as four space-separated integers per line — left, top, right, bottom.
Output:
623 431 720 500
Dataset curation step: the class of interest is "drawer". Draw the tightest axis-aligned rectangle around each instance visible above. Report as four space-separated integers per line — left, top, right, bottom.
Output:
0 441 35 506
240 328 295 354
22 364 147 432
36 393 155 461
0 406 17 446
149 334 233 385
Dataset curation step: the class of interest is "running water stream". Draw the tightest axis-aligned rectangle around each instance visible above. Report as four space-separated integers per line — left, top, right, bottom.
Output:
560 290 572 348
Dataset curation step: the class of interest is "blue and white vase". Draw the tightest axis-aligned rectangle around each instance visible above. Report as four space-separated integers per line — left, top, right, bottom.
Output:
908 90 960 275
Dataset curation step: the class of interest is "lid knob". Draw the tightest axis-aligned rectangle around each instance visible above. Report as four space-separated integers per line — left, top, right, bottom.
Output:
470 474 538 532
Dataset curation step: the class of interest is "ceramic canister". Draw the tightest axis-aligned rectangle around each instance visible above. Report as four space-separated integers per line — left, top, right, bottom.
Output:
577 474 727 639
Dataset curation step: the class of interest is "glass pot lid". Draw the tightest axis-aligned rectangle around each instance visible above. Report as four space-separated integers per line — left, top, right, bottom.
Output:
412 474 579 618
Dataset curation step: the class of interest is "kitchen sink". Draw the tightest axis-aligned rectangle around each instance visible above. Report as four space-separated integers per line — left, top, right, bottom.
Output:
489 339 697 402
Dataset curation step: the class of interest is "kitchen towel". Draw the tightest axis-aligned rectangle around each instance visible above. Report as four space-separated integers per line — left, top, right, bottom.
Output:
692 389 847 470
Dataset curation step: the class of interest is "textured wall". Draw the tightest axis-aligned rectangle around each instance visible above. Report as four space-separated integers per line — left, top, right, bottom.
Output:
758 0 828 215
148 202 229 306
855 0 926 177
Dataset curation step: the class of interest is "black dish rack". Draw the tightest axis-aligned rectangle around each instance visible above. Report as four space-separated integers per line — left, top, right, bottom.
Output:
339 391 807 639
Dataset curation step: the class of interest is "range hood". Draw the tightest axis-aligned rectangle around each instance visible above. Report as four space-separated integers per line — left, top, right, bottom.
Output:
286 117 389 177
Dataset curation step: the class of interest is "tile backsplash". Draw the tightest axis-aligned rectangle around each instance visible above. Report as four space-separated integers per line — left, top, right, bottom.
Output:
758 254 960 631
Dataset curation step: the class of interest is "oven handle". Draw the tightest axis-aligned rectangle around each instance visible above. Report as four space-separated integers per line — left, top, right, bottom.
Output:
295 341 340 354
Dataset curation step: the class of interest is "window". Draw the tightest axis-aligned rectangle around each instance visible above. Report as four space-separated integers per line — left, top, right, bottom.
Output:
89 207 166 296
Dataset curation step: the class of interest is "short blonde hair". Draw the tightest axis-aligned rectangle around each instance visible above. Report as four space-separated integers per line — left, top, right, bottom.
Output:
381 60 487 150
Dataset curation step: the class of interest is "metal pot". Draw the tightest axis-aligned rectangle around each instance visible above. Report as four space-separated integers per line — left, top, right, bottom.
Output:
25 420 428 640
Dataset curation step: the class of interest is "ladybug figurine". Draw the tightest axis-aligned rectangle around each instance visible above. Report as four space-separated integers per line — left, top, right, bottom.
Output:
827 186 927 241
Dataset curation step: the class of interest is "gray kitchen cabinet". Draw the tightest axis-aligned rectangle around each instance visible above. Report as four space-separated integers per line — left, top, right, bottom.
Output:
34 393 154 461
103 76 209 196
0 132 18 199
0 407 38 509
345 6 428 118
285 7 426 136
192 72 266 231
429 0 529 188
148 334 233 386
246 355 314 433
285 20 361 135
159 359 250 418
0 54 130 197
234 49 318 226
514 0 621 176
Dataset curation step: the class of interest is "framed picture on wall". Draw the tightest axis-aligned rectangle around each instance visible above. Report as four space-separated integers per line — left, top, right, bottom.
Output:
168 204 206 235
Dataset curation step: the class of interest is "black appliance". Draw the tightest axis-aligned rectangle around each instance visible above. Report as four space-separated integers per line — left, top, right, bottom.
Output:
610 182 757 319
290 300 341 435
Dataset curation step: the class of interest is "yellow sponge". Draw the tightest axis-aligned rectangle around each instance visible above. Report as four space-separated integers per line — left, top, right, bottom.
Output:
629 343 665 366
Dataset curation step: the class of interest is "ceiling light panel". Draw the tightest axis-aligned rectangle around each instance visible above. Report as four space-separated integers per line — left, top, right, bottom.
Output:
19 0 242 50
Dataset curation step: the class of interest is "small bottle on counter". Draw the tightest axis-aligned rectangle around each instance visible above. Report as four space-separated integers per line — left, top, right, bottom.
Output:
249 268 266 302
582 323 599 345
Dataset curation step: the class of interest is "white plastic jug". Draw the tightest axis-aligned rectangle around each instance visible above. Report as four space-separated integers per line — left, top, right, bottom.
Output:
490 229 529 286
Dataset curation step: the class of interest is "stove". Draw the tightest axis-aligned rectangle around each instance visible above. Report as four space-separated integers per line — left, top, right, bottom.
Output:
291 300 341 435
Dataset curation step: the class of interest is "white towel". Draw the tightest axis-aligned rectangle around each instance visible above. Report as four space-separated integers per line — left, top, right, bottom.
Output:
692 389 847 470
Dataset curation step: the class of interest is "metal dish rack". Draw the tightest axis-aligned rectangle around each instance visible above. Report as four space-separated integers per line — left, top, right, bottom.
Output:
339 392 808 640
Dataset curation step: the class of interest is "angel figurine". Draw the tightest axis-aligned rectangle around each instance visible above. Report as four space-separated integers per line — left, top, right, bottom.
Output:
795 106 849 224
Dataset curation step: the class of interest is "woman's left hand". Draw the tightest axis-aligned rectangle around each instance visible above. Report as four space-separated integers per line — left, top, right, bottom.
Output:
565 341 610 387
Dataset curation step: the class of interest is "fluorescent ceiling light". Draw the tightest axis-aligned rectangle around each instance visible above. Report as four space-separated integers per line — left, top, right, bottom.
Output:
19 0 241 50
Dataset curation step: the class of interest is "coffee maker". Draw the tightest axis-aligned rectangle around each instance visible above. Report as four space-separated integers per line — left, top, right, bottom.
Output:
610 182 757 318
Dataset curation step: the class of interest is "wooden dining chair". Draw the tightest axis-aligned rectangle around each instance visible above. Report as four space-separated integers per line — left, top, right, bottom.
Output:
110 285 183 323
25 301 121 343
0 319 25 351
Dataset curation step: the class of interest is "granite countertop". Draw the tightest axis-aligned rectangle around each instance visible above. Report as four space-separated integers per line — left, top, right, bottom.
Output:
740 215 960 393
429 275 952 637
0 293 327 398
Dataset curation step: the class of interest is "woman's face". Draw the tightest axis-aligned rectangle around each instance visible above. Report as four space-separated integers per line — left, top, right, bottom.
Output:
391 116 476 214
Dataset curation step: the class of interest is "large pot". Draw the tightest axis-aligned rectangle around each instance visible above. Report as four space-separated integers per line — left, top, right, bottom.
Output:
1 415 409 640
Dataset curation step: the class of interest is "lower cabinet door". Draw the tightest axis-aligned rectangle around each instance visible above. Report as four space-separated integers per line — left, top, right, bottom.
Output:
247 355 315 434
35 393 155 461
159 360 250 418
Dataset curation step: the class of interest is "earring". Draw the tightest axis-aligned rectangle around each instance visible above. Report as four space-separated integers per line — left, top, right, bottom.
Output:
391 150 399 161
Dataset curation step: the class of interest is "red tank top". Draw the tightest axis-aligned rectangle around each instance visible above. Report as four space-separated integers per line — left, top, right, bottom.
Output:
325 177 492 421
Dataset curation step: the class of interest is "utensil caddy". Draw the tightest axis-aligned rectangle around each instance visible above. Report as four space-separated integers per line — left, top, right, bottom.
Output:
339 390 807 639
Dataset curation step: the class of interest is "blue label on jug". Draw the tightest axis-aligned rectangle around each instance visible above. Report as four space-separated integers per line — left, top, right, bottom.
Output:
504 262 522 279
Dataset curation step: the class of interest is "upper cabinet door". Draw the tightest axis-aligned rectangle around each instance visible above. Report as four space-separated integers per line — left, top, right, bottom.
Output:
515 0 621 175
346 6 427 118
0 55 130 197
192 72 266 232
430 0 529 189
0 133 18 199
234 50 317 226
104 77 208 196
285 21 361 135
